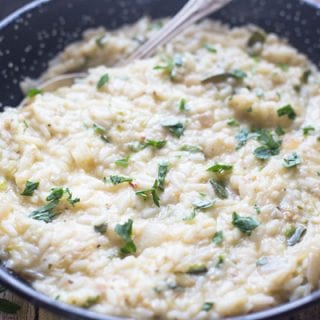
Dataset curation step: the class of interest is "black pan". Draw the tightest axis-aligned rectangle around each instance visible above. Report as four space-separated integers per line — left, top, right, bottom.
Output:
0 0 320 319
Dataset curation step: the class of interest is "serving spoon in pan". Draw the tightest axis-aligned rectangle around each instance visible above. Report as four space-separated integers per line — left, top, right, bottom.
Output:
23 0 231 97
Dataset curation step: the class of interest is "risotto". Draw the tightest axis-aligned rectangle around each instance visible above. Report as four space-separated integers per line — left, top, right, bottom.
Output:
1 17 320 319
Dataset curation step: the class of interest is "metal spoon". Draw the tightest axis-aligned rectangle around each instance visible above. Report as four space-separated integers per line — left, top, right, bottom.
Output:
25 0 231 96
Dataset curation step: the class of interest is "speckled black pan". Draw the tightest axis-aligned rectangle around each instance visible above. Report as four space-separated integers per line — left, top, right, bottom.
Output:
0 0 320 319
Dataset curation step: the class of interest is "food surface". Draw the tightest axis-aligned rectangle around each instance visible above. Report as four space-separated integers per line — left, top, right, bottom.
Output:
1 17 320 319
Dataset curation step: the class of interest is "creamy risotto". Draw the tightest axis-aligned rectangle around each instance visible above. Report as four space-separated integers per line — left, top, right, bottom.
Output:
1 17 320 319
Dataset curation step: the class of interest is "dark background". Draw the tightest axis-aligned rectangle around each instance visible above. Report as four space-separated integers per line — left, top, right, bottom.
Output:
2 0 30 19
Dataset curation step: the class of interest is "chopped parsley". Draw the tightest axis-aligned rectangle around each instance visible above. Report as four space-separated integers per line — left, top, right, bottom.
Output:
94 223 107 235
27 88 43 98
207 163 233 174
235 128 250 149
29 187 79 223
232 212 259 236
227 118 240 127
179 98 188 112
256 256 268 266
275 126 285 136
202 302 214 312
161 119 185 138
157 162 169 191
115 156 130 168
183 209 196 222
20 181 39 196
154 55 183 79
277 104 296 120
247 31 266 48
136 180 160 207
202 69 247 84
105 175 133 185
97 73 110 89
186 264 208 275
287 224 306 246
301 70 311 84
254 204 261 215
95 35 105 48
215 255 224 268
253 129 281 160
114 219 137 254
128 139 167 152
204 43 217 53
93 123 109 142
180 145 203 153
210 179 228 199
277 63 289 71
192 199 215 210
0 299 21 314
212 231 223 245
283 152 301 168
81 295 100 308
303 126 315 135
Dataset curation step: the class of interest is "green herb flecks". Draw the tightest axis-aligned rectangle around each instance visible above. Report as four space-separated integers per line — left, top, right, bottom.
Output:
207 163 233 175
283 152 301 168
303 126 315 135
202 69 247 84
183 209 196 222
275 126 285 136
105 175 133 185
81 295 100 308
30 187 79 223
180 145 203 153
253 129 281 160
202 302 214 312
97 73 110 89
204 43 217 53
94 223 107 235
256 256 268 266
247 30 266 55
254 204 261 215
277 63 289 71
27 88 43 98
95 35 106 48
215 255 224 268
232 212 259 236
154 55 183 80
179 98 188 112
20 181 39 196
235 128 250 149
210 179 228 199
161 119 185 138
115 219 137 254
287 224 306 246
93 123 109 142
301 70 311 84
186 264 208 275
128 139 167 152
136 180 160 207
157 162 169 191
212 231 223 245
227 118 240 127
192 199 215 210
115 156 130 168
277 104 296 120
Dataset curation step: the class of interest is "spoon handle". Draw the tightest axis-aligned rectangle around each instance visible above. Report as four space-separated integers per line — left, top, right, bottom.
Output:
124 0 232 64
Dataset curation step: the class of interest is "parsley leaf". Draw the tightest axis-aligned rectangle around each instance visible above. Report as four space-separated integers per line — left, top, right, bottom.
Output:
227 118 240 127
161 119 185 138
212 231 223 245
93 123 109 142
94 223 107 234
210 179 228 199
115 156 130 168
277 104 296 120
247 31 266 47
207 163 233 174
204 43 217 53
186 264 208 275
202 69 247 84
183 209 196 222
192 199 215 209
232 212 259 235
81 295 100 308
114 219 137 254
202 302 214 312
287 224 306 246
253 129 281 160
129 139 167 152
20 181 39 196
105 175 133 185
179 98 188 112
154 55 183 79
27 88 43 98
95 35 105 48
136 180 160 207
303 126 315 135
275 126 285 136
235 128 250 149
283 152 301 168
157 162 169 191
65 188 80 206
256 256 268 266
97 73 110 89
180 145 203 153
